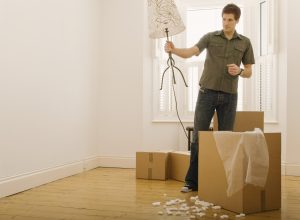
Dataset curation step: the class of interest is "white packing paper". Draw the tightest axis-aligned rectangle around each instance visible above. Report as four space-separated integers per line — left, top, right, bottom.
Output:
213 128 269 197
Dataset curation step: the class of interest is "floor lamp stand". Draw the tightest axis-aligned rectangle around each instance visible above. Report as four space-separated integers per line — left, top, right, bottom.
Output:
160 28 188 90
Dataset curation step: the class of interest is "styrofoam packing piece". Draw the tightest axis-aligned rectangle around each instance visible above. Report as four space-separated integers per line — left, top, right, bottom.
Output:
190 196 198 201
165 200 176 206
179 206 187 210
166 207 177 211
194 200 201 205
220 214 229 219
180 203 188 207
179 206 190 211
152 202 161 206
213 213 218 218
192 207 202 213
194 200 212 207
158 211 163 215
236 213 246 218
212 205 221 209
202 206 208 211
193 207 201 212
178 199 186 203
196 212 206 217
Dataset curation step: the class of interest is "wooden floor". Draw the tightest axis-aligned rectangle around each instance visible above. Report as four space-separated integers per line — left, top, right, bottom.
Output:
0 168 299 220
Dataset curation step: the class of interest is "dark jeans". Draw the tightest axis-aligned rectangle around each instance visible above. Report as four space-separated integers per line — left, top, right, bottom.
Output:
185 88 238 188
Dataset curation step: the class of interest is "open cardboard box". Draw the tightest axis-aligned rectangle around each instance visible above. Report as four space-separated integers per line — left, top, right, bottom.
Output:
213 111 264 132
198 131 281 214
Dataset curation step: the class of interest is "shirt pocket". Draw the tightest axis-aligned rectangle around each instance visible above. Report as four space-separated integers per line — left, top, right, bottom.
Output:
209 43 225 57
233 45 245 62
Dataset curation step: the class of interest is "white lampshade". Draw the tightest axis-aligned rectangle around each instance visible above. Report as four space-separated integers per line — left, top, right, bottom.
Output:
148 0 185 39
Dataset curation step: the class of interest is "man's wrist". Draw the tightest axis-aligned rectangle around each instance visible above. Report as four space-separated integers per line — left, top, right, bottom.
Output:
237 68 244 76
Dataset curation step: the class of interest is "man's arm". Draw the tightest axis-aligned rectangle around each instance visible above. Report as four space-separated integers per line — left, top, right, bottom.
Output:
165 41 200 58
240 64 252 78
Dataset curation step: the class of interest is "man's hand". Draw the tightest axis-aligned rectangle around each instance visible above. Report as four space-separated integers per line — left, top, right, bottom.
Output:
227 64 242 76
164 41 174 53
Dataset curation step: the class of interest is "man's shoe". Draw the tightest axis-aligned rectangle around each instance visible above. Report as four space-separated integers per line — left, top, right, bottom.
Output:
180 184 197 193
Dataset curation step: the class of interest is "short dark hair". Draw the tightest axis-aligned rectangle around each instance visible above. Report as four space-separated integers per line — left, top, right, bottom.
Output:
222 3 241 20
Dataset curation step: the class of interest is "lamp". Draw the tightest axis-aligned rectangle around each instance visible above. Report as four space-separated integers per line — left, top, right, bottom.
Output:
148 0 188 90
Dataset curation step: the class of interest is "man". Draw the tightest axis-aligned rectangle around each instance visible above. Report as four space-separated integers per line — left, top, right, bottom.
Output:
164 3 255 192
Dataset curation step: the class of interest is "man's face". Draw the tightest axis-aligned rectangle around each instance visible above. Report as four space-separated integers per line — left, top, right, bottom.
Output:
222 13 238 33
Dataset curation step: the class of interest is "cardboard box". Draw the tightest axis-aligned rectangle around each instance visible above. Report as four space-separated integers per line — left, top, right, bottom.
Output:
136 152 169 180
213 111 264 132
169 151 190 182
198 131 281 214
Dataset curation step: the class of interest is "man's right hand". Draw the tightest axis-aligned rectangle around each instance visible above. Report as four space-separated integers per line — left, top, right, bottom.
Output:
164 41 174 53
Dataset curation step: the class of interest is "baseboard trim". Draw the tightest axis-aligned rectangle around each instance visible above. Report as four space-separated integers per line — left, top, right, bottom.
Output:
282 163 300 176
0 156 99 198
98 156 135 168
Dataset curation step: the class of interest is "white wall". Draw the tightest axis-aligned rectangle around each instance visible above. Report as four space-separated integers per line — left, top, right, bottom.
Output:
0 0 100 196
285 0 300 175
277 0 287 170
97 0 144 161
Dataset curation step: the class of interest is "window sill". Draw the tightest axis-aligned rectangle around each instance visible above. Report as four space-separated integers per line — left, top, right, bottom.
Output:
152 119 194 123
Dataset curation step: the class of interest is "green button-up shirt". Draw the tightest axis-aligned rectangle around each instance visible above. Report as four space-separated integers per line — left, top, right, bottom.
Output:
195 30 255 94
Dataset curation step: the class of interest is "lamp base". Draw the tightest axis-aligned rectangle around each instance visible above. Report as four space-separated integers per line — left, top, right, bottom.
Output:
160 28 188 90
160 54 188 90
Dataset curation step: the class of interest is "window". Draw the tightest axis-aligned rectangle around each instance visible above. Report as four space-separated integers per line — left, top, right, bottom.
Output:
254 0 277 122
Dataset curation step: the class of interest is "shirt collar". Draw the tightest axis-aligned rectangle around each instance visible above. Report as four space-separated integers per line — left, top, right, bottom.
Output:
215 30 242 40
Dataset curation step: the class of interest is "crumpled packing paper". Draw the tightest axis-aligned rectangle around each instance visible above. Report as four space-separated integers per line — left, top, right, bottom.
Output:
213 128 269 197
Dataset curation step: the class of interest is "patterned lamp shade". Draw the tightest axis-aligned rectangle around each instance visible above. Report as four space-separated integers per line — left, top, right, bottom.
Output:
148 0 185 39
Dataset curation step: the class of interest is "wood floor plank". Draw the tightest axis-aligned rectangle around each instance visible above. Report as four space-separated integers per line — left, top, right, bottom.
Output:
0 168 299 220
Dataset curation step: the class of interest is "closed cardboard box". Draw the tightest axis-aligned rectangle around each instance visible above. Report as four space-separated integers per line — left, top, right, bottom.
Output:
169 151 190 182
213 111 264 132
198 131 281 214
136 152 169 180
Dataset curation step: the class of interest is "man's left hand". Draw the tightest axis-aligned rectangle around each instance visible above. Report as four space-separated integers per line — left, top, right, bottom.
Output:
227 64 241 76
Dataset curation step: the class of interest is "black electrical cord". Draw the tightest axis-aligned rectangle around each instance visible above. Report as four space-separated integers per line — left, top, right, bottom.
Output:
171 82 189 140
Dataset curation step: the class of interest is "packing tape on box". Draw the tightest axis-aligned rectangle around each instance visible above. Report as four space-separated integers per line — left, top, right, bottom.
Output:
213 128 269 197
148 153 153 179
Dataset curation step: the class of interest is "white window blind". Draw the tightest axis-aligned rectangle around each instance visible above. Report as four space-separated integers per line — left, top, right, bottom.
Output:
255 0 277 122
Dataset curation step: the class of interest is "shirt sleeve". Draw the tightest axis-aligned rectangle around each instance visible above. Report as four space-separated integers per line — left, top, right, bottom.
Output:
242 40 255 65
195 33 210 55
